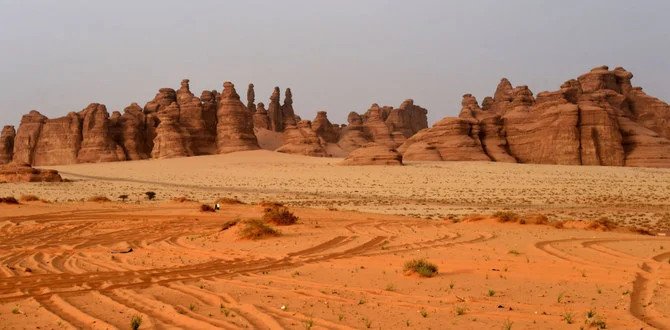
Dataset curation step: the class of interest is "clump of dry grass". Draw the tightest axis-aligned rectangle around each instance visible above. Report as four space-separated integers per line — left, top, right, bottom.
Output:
220 219 239 231
460 214 487 222
215 197 244 205
403 259 438 277
238 220 279 240
173 196 195 203
20 195 40 202
493 211 520 222
259 200 284 208
88 195 111 202
0 197 19 204
263 205 298 225
200 204 215 212
521 214 549 225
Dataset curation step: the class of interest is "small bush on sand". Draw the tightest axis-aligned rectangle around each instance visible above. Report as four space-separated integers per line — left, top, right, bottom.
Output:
493 211 519 222
263 205 298 225
215 197 244 205
259 200 284 208
88 195 111 202
238 220 279 240
130 314 142 330
594 217 617 230
119 194 129 202
221 219 239 231
145 191 156 200
173 196 195 203
0 197 19 204
522 214 549 225
200 204 215 212
403 259 438 277
20 195 39 202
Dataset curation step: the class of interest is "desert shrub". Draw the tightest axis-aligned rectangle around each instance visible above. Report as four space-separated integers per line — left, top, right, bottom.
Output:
259 200 284 208
238 220 279 240
595 217 617 230
215 197 244 205
220 219 239 231
88 195 111 202
200 204 215 212
119 194 129 202
553 221 565 229
145 191 156 200
263 205 298 225
0 197 19 204
403 258 438 277
493 211 519 222
523 214 549 225
173 196 194 203
130 314 142 330
20 195 39 202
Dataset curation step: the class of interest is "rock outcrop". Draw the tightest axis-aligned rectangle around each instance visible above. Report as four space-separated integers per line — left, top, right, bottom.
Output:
312 111 339 143
247 83 256 113
399 65 670 167
253 103 270 130
0 163 62 182
0 126 15 165
33 112 82 165
268 87 283 132
151 102 194 159
216 82 260 153
77 103 126 163
275 120 328 157
341 143 402 165
281 88 298 128
12 111 47 165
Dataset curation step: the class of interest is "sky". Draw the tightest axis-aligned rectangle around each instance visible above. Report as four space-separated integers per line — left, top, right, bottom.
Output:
0 0 668 127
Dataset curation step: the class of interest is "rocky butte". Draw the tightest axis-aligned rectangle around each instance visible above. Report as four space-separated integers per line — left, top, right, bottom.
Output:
0 65 668 167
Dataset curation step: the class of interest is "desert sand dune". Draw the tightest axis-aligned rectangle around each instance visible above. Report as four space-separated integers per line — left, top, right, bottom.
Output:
0 151 669 329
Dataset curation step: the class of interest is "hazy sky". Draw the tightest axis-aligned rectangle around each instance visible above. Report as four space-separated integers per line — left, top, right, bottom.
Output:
1 1 668 127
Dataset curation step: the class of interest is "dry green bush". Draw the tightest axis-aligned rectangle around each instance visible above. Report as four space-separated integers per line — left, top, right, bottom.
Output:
88 195 111 202
20 195 39 202
238 220 279 240
493 211 520 223
215 197 244 205
263 205 298 225
200 204 215 212
403 259 438 277
0 197 19 204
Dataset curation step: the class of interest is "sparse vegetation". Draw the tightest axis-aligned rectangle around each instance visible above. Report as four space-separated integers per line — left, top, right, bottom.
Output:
220 219 239 231
303 318 314 329
455 305 467 315
238 220 280 240
587 308 596 318
20 195 39 202
488 289 496 297
173 196 194 203
119 194 129 202
0 197 19 204
87 195 110 202
557 291 565 303
259 200 284 208
215 197 244 205
145 191 156 200
130 314 142 330
419 309 428 318
562 311 574 324
200 204 215 212
493 211 519 222
263 205 299 225
403 258 438 277
502 319 514 330
11 306 20 314
508 249 520 256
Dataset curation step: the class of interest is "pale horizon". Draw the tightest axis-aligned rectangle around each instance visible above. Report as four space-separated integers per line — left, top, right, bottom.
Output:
1 0 668 128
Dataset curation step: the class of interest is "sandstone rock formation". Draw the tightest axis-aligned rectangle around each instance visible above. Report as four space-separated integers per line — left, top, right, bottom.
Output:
0 163 62 182
268 87 283 132
0 126 15 164
247 83 255 113
201 90 219 135
152 102 194 159
33 112 82 165
337 112 371 152
275 120 328 157
12 111 47 165
281 88 298 128
400 65 670 167
216 82 260 153
253 103 270 130
312 111 339 143
77 104 127 163
176 79 216 155
341 143 402 166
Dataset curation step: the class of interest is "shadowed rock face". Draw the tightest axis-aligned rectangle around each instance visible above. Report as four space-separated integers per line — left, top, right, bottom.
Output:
77 103 126 163
13 111 47 165
341 143 402 166
312 111 338 143
253 103 270 130
0 126 16 164
33 112 82 166
399 65 670 167
268 87 283 132
216 82 260 153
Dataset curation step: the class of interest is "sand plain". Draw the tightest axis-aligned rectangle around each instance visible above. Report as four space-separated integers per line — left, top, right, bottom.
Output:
1 151 670 329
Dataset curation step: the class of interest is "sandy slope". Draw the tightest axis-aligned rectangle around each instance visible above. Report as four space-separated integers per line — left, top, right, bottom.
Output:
2 150 667 231
0 202 669 329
